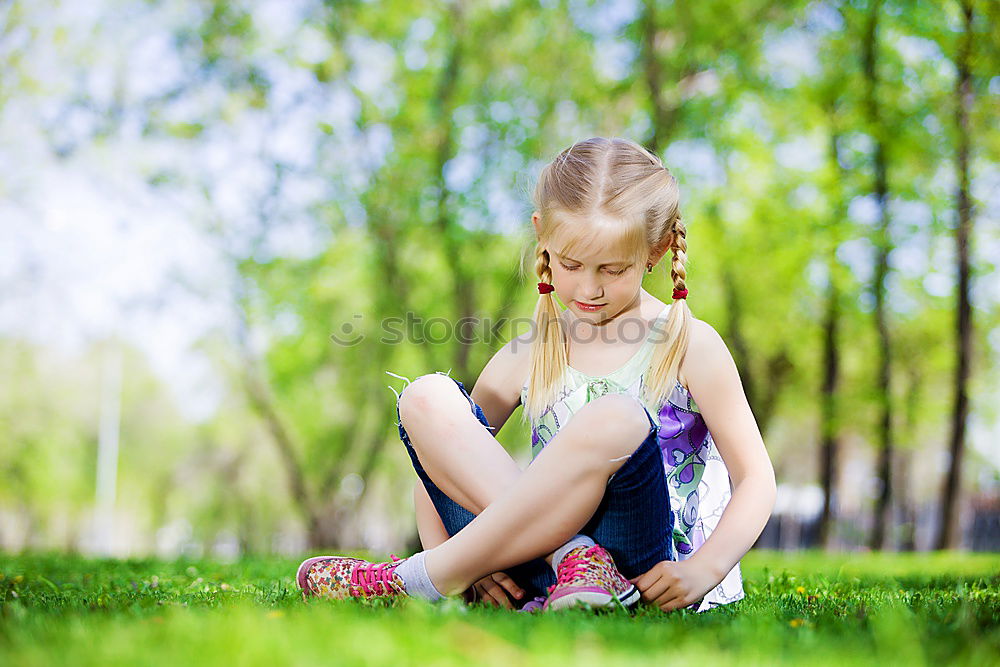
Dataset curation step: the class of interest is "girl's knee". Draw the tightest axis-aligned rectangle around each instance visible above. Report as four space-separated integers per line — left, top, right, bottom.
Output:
398 373 466 427
574 395 653 457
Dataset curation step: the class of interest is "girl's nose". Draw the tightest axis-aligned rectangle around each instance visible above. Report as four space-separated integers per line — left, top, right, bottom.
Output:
583 276 604 298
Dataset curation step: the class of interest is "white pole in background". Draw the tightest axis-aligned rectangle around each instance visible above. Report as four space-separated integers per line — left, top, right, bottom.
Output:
95 341 123 555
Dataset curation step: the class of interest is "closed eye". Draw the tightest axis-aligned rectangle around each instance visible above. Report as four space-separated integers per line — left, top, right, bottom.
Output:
560 263 627 275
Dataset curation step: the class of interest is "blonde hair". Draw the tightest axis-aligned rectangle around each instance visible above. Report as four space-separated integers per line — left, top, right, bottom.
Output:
522 137 691 423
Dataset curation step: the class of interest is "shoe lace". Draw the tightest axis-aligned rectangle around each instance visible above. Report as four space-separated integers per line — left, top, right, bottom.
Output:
547 545 606 594
350 554 405 597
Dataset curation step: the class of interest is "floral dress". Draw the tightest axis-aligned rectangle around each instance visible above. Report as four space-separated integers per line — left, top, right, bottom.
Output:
520 305 745 612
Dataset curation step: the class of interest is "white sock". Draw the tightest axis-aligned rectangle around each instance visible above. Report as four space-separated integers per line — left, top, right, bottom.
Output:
394 551 444 601
551 534 596 572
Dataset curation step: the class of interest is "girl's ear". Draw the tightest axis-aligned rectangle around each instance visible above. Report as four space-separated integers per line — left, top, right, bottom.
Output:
531 211 540 234
648 241 670 268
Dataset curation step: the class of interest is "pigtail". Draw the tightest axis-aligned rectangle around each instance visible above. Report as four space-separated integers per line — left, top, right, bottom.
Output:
643 213 693 410
523 245 569 424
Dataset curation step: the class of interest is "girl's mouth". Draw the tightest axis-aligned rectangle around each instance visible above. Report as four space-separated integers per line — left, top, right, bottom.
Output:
575 301 606 312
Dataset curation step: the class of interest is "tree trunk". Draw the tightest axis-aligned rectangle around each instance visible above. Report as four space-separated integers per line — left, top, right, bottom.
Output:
935 0 975 551
641 0 672 155
309 3 477 546
240 351 322 545
229 271 326 547
899 366 922 551
720 258 755 405
643 1 796 433
706 201 790 435
818 262 841 548
862 0 894 551
818 117 846 549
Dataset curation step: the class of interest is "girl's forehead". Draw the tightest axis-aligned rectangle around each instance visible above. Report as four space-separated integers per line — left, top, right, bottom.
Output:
549 216 644 265
552 245 633 265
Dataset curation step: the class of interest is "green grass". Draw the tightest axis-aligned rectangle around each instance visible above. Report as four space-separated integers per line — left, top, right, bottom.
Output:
1 550 998 665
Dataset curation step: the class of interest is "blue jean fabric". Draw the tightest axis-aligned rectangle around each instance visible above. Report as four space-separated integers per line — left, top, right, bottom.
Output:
396 372 675 604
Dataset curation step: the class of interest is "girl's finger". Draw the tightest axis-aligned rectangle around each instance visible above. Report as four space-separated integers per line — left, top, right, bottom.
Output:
493 592 514 609
631 568 656 592
662 595 690 612
654 589 684 612
633 569 664 598
476 582 499 607
471 585 487 606
493 572 524 599
641 577 671 604
485 583 513 609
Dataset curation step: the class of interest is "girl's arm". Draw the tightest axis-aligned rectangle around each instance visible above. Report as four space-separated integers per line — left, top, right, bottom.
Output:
631 318 776 610
682 318 776 579
469 333 532 434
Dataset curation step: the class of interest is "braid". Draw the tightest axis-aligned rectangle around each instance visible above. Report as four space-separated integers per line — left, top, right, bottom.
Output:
670 214 688 294
535 246 552 284
643 210 693 409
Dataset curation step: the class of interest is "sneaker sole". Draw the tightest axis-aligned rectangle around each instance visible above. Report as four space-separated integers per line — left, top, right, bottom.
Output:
544 584 640 611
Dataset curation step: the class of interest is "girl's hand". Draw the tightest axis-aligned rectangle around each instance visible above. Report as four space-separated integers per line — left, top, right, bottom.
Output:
465 571 524 609
629 559 719 612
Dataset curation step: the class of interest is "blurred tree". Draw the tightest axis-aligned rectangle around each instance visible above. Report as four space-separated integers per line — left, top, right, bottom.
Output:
817 103 849 548
2 0 997 556
936 0 976 550
635 0 804 431
858 0 897 551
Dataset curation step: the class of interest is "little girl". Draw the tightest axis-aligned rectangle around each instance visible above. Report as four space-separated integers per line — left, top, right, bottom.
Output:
297 137 775 613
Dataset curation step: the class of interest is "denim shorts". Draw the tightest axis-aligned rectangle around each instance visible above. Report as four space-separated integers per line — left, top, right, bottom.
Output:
395 372 675 603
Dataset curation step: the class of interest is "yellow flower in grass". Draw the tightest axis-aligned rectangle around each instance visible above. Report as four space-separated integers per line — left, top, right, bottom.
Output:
789 618 805 628
795 586 806 594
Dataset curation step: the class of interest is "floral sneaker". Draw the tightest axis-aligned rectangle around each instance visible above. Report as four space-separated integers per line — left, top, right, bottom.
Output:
296 554 407 600
542 545 639 611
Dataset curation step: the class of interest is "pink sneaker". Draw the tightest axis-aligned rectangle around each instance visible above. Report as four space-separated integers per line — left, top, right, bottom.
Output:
542 545 639 611
296 554 407 600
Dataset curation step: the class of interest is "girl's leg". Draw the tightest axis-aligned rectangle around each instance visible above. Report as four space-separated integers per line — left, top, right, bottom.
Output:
421 392 655 596
582 424 675 578
397 373 522 516
396 373 554 598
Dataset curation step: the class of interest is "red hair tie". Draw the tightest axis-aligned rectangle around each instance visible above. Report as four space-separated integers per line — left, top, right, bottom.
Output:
672 288 689 300
537 282 555 294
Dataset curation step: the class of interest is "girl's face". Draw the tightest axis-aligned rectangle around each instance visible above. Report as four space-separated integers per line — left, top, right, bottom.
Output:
548 244 643 324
